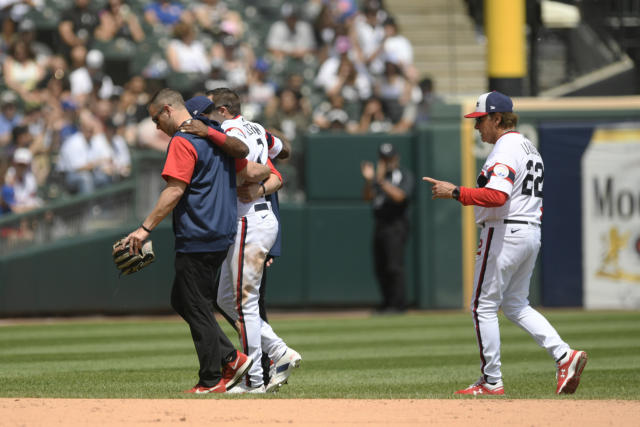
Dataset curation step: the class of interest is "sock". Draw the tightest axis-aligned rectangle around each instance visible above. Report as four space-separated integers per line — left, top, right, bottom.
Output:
556 352 567 364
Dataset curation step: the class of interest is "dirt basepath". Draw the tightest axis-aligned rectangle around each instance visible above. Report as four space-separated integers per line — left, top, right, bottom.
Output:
2 398 639 426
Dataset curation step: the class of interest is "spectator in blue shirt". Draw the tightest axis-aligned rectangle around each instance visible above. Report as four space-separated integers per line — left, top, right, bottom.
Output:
144 0 185 29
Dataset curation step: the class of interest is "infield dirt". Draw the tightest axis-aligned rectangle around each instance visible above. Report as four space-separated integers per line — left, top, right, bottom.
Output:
1 398 639 426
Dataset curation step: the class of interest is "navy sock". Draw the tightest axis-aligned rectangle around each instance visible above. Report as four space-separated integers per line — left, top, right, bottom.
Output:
556 352 567 363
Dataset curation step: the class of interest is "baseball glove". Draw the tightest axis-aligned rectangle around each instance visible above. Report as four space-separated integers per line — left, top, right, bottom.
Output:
112 239 156 276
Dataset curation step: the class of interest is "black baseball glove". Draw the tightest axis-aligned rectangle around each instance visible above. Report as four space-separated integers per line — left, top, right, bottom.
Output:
112 239 156 276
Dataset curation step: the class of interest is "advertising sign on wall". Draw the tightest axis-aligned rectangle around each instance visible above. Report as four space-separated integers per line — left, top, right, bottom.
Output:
582 126 640 309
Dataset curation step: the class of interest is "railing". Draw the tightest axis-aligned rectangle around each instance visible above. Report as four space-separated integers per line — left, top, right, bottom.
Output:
0 150 167 257
0 181 135 256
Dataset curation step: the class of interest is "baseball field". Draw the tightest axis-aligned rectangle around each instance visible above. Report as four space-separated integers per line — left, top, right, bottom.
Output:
1 309 639 425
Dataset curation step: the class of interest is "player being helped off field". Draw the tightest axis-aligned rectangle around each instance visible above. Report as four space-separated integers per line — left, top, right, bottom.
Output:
181 89 301 394
423 91 587 396
119 88 270 394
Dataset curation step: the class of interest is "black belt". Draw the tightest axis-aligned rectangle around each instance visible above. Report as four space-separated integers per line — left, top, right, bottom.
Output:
254 203 269 212
482 219 540 227
504 219 529 225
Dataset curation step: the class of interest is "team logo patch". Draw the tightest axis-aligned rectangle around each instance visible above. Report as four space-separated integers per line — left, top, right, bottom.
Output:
493 164 509 178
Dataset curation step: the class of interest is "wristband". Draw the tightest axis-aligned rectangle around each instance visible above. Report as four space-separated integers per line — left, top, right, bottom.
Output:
207 127 227 146
141 224 152 233
260 183 266 197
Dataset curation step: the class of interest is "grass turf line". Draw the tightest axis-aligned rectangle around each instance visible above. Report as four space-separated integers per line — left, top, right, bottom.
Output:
0 310 638 399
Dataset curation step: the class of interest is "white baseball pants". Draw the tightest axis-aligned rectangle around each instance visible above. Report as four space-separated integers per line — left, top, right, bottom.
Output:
217 207 280 387
472 221 570 383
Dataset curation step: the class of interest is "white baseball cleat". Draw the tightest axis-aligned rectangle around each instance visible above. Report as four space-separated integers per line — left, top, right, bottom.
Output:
266 347 302 393
225 383 266 394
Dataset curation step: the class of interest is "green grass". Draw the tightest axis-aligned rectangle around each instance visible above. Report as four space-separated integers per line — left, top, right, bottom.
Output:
0 310 639 399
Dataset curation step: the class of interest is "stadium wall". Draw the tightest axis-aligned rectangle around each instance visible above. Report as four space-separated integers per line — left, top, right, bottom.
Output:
1 98 639 316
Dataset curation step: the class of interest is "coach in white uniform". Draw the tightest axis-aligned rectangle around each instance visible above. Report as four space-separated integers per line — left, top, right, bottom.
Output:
423 91 587 396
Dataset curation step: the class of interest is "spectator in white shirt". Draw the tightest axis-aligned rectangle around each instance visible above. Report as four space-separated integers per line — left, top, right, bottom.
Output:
88 127 115 188
315 48 372 103
375 61 414 123
69 45 92 101
56 111 95 194
105 118 131 179
351 3 385 75
266 3 316 62
166 21 212 74
382 17 417 83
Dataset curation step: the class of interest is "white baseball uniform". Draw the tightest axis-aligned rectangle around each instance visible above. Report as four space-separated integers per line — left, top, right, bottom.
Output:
216 115 288 388
472 131 570 384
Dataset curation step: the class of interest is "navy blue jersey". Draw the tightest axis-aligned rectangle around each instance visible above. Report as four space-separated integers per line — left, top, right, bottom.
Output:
162 131 237 252
267 191 281 257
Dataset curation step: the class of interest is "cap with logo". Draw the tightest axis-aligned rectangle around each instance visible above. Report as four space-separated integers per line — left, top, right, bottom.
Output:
464 91 513 118
185 96 214 117
378 142 396 159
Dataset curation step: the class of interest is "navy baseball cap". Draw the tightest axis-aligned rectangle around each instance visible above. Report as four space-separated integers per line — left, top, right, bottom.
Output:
464 91 513 118
185 96 213 117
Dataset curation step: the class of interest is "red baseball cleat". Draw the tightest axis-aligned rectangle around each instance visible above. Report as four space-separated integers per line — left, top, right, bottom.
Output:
455 378 505 396
556 349 588 394
183 382 226 394
221 350 253 391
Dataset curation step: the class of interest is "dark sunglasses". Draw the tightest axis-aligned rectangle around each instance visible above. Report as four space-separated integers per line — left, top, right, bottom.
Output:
475 115 488 125
151 105 168 124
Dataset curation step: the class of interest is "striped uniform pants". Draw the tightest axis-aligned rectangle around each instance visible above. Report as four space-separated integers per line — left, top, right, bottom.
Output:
471 221 570 383
216 208 285 387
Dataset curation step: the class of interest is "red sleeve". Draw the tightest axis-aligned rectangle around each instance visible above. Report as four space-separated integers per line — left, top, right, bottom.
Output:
161 136 197 184
235 158 248 172
458 186 508 207
266 158 282 182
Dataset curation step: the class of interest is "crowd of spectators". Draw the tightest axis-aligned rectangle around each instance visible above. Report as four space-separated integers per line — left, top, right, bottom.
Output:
0 0 438 211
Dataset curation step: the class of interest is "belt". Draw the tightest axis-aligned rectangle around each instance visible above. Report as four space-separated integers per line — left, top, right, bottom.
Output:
253 203 269 212
503 219 539 226
481 219 540 228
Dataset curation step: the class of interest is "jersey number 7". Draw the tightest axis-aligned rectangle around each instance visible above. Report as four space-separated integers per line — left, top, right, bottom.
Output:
255 138 265 164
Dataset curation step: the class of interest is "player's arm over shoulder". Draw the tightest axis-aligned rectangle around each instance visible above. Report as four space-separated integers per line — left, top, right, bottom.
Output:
218 129 249 158
183 119 249 158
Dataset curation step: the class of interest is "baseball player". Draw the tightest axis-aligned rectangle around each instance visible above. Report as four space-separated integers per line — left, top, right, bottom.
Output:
182 89 300 393
423 91 587 396
236 134 300 393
